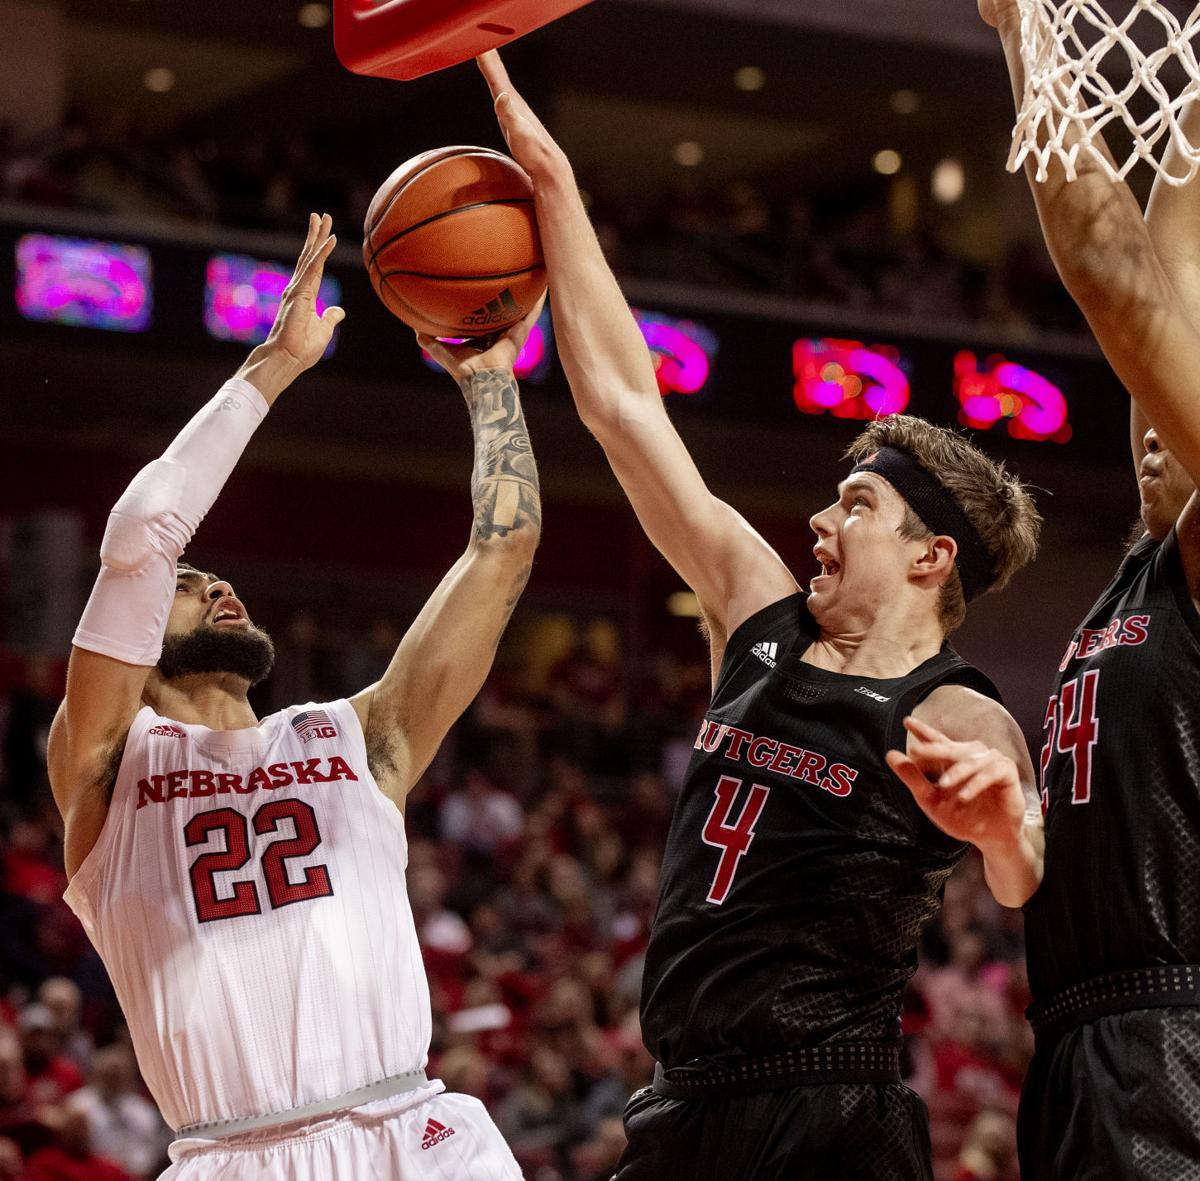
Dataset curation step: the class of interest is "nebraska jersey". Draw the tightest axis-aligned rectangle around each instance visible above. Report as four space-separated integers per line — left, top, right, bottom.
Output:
1025 530 1200 1000
63 700 432 1133
640 594 1000 1067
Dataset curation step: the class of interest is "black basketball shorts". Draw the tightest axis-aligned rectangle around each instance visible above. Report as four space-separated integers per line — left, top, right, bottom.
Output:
612 1080 933 1181
1019 1007 1200 1180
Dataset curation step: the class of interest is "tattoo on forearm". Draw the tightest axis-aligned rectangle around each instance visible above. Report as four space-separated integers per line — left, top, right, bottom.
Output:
461 368 541 542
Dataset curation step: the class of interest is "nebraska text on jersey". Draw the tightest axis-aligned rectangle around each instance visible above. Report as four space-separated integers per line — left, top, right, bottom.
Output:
693 718 860 797
136 757 359 809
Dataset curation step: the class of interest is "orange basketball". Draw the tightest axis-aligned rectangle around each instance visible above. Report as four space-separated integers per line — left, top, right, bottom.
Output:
362 146 545 339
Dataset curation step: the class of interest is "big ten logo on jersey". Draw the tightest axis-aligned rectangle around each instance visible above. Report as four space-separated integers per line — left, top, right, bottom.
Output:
291 709 338 743
693 718 859 798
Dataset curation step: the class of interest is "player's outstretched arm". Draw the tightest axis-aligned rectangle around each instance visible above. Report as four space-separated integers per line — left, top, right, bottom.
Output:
48 214 344 877
986 0 1200 491
887 691 1044 907
349 310 542 805
1140 103 1200 489
476 51 798 647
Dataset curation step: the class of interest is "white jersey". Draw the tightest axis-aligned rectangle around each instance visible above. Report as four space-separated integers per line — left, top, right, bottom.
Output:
64 700 432 1133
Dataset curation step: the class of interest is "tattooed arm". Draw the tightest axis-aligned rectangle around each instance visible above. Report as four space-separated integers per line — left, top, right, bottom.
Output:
350 314 542 805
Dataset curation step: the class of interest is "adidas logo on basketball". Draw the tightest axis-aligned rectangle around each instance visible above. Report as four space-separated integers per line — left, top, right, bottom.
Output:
750 641 777 668
421 1118 456 1150
462 288 521 327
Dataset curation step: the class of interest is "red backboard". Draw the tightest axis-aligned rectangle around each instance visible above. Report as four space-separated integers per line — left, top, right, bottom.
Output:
334 0 595 82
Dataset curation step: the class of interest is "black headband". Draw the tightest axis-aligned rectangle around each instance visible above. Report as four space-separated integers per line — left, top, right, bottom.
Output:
851 446 995 602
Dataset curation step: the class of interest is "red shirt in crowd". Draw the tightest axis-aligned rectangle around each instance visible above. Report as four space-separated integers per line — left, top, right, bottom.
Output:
25 1058 84 1108
25 1146 134 1181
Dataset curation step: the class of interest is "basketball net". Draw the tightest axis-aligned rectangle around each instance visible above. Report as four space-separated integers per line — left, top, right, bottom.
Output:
1009 0 1200 185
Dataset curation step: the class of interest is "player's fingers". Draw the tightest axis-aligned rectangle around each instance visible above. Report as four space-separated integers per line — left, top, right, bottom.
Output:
477 49 513 100
904 734 963 769
513 290 547 335
320 305 345 328
296 234 337 295
886 750 936 804
903 715 952 744
956 768 1003 804
934 751 992 791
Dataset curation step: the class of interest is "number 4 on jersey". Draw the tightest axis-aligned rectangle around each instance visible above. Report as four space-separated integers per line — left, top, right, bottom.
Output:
701 775 770 905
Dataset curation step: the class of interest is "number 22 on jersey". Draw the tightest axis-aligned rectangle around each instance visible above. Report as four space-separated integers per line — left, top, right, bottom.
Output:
701 775 771 905
185 799 334 923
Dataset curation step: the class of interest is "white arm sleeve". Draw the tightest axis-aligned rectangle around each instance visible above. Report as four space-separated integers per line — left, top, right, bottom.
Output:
73 378 270 666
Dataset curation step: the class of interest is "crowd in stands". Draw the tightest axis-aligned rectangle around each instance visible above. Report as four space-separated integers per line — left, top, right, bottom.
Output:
0 111 1082 339
0 609 1031 1181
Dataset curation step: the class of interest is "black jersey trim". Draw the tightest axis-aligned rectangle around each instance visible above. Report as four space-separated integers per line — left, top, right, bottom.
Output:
1162 528 1200 651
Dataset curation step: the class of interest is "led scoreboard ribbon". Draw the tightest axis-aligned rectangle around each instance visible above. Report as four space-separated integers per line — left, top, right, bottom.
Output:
10 230 1076 447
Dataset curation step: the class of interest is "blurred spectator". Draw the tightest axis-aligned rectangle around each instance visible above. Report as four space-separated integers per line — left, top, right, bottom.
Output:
19 1007 82 1109
3 822 64 906
25 1104 134 1181
36 981 92 1077
922 927 1009 1040
0 1026 51 1159
956 1108 1019 1181
67 1045 165 1178
497 1041 584 1168
439 769 523 857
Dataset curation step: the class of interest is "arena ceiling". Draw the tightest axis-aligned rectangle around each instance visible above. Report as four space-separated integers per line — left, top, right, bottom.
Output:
14 0 1045 263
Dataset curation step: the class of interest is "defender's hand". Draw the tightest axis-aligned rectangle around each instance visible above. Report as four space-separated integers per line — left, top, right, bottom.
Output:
978 0 1020 29
477 50 571 185
262 213 346 374
418 293 547 382
886 715 1026 851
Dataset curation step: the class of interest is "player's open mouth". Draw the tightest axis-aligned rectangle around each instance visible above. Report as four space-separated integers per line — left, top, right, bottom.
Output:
209 602 248 626
813 549 841 580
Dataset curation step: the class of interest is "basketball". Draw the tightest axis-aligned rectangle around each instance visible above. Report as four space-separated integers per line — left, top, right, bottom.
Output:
362 146 545 339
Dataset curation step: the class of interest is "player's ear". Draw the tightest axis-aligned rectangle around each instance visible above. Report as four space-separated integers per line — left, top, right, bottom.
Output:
914 535 957 583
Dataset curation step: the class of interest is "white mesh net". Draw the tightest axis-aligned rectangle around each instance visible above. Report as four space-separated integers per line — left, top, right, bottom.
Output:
1010 0 1200 185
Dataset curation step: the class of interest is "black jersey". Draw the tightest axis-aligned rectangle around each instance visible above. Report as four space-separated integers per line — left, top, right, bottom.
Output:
640 593 1000 1067
1025 530 1200 1001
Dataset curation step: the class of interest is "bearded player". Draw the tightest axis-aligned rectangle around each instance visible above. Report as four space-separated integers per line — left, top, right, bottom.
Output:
46 213 538 1179
932 2 1200 1177
478 52 1044 1180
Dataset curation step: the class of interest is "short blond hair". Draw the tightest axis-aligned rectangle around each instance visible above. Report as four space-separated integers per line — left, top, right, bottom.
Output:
844 416 1041 632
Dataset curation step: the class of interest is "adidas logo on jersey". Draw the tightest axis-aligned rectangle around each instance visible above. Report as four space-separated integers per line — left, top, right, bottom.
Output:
462 287 521 327
750 641 778 668
148 723 187 738
421 1117 456 1150
855 686 891 703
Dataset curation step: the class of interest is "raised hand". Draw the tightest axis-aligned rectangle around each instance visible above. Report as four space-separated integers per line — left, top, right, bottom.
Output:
417 292 547 383
978 0 1020 29
886 714 1027 850
477 50 570 184
264 213 346 373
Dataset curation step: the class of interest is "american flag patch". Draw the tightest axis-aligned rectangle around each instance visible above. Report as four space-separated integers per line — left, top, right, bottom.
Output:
292 709 337 743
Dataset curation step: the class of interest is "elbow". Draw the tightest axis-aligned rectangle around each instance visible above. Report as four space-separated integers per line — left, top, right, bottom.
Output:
1053 209 1158 313
473 520 541 561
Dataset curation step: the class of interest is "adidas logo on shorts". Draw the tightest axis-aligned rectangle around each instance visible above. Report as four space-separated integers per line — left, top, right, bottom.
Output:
421 1117 456 1150
750 641 778 668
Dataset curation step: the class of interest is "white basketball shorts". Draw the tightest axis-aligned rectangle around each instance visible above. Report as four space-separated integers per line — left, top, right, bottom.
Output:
161 1084 523 1180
